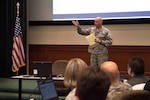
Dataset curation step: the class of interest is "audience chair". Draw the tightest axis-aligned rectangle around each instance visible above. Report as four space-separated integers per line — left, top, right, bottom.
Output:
52 60 70 96
52 60 68 77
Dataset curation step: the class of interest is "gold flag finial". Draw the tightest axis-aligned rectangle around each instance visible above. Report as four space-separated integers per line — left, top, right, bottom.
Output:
16 2 20 15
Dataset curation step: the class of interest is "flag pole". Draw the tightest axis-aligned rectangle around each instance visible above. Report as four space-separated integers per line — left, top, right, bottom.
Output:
16 2 20 75
17 2 20 15
16 2 20 76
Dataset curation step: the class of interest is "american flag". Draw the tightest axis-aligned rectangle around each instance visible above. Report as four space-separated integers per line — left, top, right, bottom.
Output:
12 15 25 72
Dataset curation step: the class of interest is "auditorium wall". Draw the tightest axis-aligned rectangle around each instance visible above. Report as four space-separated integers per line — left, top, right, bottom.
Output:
27 24 150 79
28 24 150 45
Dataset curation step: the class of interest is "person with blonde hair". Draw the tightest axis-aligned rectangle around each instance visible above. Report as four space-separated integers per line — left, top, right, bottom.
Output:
64 58 88 100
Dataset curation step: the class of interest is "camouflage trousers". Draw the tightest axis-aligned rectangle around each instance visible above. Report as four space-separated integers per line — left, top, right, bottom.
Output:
90 53 108 67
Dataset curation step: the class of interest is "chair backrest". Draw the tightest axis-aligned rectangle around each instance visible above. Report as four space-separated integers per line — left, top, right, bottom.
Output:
132 83 146 90
52 60 68 77
52 60 70 96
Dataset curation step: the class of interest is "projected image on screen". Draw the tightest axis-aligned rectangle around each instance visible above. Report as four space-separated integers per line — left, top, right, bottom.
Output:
53 0 150 20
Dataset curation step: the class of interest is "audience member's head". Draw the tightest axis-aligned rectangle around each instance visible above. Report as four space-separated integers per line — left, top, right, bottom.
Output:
144 80 150 93
64 58 88 89
100 61 132 100
117 90 150 100
100 61 119 84
76 67 111 100
127 56 145 77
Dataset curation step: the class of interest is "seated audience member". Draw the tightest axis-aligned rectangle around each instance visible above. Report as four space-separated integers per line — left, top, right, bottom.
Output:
76 66 111 100
64 58 88 100
127 56 149 89
100 61 132 100
144 80 150 93
116 90 150 100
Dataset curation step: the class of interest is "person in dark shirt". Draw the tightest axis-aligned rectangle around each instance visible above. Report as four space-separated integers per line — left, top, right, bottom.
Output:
144 80 150 93
127 56 149 86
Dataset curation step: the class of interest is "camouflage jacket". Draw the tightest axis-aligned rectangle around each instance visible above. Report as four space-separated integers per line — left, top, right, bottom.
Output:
106 82 132 100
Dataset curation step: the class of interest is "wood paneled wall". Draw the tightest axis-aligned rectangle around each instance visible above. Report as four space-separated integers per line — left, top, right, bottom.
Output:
29 45 150 79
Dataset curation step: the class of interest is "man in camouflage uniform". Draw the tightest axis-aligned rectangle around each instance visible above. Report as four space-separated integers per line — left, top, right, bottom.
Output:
100 61 132 100
72 17 112 67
